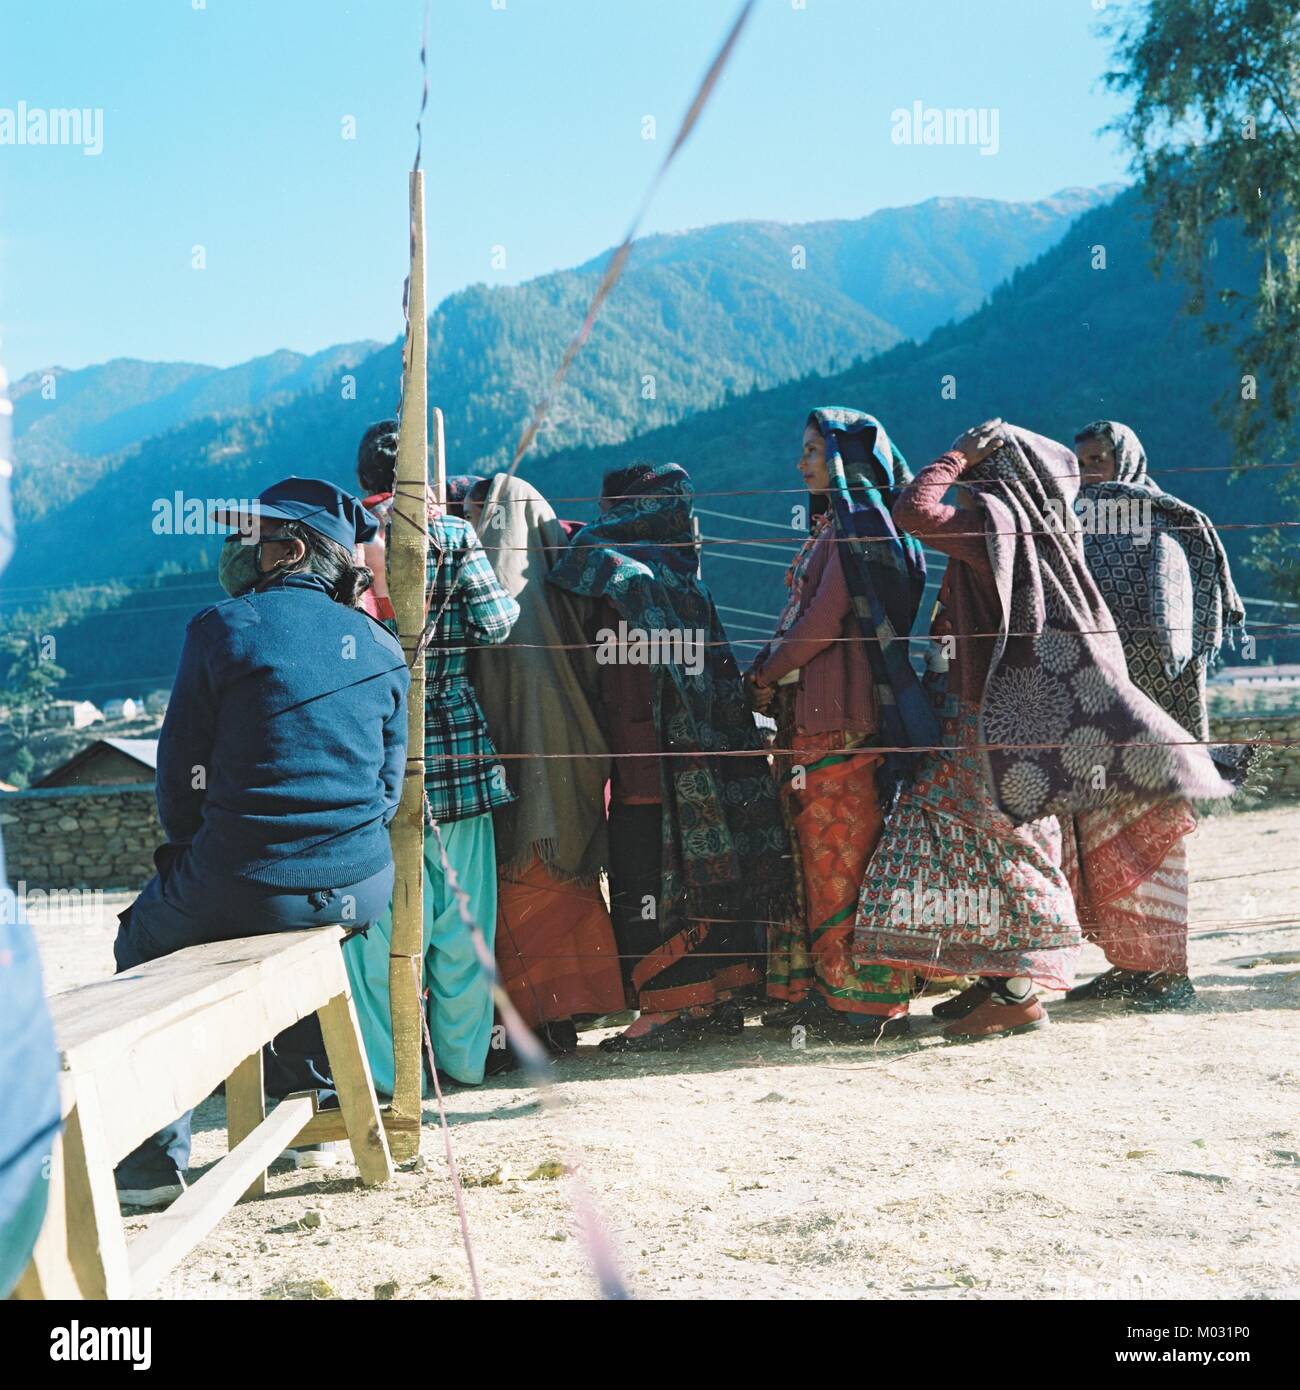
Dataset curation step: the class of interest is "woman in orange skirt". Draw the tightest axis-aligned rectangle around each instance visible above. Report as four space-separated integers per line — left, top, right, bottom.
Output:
749 408 933 1039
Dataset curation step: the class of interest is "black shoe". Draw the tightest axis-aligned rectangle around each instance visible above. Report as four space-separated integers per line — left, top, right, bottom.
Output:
483 1046 519 1078
931 980 993 1022
598 1015 704 1053
1065 967 1149 1002
703 1001 746 1035
761 999 813 1029
540 1020 579 1055
810 1011 911 1042
1128 973 1197 1011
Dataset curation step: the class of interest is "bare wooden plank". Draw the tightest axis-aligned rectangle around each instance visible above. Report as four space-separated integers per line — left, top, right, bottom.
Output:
225 1050 266 1201
128 1095 315 1297
61 1077 131 1300
10 1130 84 1300
50 928 344 1061
89 949 341 1163
316 989 394 1186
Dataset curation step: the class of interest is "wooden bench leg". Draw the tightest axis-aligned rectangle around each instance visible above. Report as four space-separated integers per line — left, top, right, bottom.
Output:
316 990 393 1186
10 1130 84 1300
225 1050 267 1200
62 1078 131 1300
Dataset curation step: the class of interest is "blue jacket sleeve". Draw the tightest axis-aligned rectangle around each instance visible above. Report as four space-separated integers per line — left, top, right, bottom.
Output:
379 667 409 826
155 613 221 844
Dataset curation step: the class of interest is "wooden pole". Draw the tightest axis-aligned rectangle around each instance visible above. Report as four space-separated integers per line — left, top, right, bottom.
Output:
387 170 429 1161
431 405 446 507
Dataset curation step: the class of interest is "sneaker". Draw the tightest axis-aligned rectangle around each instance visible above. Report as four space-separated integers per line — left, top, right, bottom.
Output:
288 1142 340 1170
931 980 993 1022
943 994 1048 1040
117 1179 185 1209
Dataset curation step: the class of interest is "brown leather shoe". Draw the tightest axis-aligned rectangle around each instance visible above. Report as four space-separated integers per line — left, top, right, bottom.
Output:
931 980 992 1021
943 994 1048 1040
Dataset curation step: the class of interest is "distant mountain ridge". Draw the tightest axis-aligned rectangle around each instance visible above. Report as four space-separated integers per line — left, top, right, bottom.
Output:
5 183 1145 700
527 186 1289 638
11 342 381 521
9 184 1118 550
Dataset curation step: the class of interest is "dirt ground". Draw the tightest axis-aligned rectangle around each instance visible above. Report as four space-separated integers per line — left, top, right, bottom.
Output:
31 803 1300 1301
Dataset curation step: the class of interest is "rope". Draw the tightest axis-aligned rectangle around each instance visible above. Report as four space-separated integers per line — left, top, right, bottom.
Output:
409 954 482 1299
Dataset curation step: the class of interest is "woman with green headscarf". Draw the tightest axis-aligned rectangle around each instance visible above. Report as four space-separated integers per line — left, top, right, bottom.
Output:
748 408 936 1040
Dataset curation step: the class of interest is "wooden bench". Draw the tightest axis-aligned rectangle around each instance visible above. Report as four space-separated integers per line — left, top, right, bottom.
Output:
15 926 393 1300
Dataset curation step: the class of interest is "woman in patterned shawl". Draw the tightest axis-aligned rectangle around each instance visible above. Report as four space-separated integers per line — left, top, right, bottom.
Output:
1063 420 1245 1009
549 462 795 1050
853 421 1236 1040
748 408 936 1040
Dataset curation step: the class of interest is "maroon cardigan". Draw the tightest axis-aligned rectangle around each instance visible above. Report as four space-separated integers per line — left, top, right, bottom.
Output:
592 598 662 804
890 451 1000 707
751 526 879 737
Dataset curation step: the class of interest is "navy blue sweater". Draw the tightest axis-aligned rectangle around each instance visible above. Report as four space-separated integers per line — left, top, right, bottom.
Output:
157 573 410 889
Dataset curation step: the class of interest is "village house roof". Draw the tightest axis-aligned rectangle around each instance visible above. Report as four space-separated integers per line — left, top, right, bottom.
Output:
31 737 160 789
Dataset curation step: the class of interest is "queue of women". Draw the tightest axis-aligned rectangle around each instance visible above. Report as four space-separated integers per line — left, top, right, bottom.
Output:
107 408 1243 1206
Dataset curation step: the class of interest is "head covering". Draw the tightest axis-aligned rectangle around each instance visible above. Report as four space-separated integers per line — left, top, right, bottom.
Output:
212 477 379 549
964 424 1237 823
1073 420 1245 738
470 475 610 880
806 408 939 800
548 462 795 924
445 474 488 518
1076 419 1149 484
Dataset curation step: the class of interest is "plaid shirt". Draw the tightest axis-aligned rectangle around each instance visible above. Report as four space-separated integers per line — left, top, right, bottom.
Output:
414 515 519 822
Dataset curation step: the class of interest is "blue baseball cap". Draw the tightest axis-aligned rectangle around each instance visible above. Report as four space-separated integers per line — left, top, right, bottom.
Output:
212 477 380 547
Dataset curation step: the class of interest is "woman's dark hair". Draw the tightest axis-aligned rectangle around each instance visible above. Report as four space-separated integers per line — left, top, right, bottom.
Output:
601 461 658 501
267 520 374 609
357 419 400 496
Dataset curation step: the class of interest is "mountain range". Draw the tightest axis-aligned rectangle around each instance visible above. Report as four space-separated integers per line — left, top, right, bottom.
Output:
16 181 1290 713
8 184 1116 579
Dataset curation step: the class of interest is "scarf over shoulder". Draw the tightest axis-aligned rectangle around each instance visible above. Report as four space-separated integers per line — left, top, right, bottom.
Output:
965 425 1237 824
806 407 939 800
548 462 795 925
1073 420 1245 739
471 474 610 881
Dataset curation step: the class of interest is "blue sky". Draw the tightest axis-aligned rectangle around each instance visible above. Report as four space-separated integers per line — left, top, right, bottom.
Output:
0 0 1131 378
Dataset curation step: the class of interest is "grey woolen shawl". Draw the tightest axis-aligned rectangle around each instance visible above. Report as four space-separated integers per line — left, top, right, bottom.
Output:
471 474 610 881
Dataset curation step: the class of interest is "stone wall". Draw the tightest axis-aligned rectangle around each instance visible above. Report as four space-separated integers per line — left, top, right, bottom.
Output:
0 783 160 890
1 720 1295 892
1210 714 1300 801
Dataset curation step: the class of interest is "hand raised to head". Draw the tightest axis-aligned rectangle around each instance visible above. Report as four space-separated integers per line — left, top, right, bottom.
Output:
950 419 1005 467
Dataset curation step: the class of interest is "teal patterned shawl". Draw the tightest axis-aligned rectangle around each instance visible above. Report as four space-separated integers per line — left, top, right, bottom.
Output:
807 408 939 802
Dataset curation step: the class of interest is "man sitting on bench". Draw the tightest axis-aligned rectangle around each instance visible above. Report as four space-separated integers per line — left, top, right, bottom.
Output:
113 478 408 1208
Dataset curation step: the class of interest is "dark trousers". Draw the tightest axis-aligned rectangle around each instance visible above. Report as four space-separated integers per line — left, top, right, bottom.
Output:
113 845 393 1189
607 802 666 998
